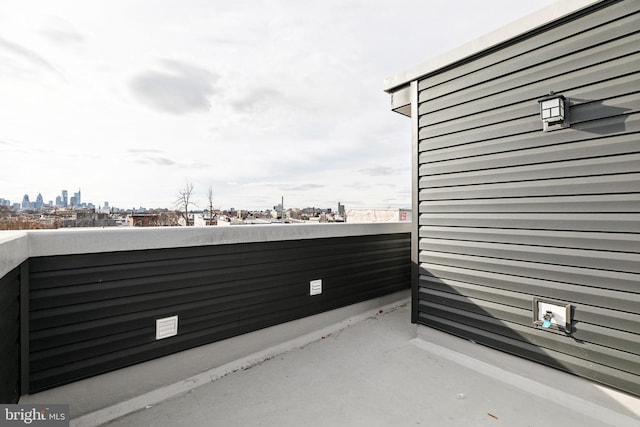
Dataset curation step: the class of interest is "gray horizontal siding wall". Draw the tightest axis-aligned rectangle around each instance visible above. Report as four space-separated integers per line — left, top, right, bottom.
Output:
26 233 410 393
415 0 639 396
0 264 21 403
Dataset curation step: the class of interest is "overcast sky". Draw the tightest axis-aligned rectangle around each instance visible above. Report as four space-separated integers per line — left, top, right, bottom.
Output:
0 0 554 211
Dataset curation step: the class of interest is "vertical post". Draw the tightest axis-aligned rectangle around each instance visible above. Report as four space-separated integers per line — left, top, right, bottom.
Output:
20 260 29 395
281 195 284 223
410 80 420 324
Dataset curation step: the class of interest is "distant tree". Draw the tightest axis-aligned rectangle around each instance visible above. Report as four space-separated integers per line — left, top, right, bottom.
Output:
176 180 195 226
0 206 12 219
207 185 215 224
0 215 48 230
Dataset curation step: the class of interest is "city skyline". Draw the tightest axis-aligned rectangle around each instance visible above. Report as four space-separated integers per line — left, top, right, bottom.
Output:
1 1 553 210
1 188 100 210
0 186 344 212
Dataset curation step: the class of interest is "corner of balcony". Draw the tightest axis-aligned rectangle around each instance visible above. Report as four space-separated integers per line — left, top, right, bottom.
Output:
1 223 638 426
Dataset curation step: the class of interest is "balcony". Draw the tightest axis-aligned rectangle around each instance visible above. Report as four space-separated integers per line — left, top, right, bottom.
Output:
1 224 638 426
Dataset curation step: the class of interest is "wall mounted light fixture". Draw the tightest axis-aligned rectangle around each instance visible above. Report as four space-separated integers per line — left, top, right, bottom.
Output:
538 91 569 131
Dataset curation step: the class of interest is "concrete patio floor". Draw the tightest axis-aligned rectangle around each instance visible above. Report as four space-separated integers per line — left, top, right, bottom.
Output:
91 301 638 427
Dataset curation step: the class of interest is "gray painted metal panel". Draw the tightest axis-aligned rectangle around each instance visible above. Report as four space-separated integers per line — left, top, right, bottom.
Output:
420 133 640 176
420 79 640 151
419 113 640 163
419 80 639 145
421 155 640 188
420 194 640 213
26 233 410 392
420 238 639 272
419 313 640 396
418 25 640 113
419 274 640 331
419 213 640 232
422 73 640 138
419 251 638 293
419 262 640 311
412 1 640 396
418 272 640 332
420 173 640 200
411 81 421 325
418 55 639 126
414 1 637 92
417 304 640 385
419 227 639 252
417 297 639 372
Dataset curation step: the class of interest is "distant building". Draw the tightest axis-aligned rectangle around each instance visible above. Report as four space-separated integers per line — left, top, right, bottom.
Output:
21 194 31 210
129 214 161 227
273 204 283 219
345 208 411 223
35 193 44 210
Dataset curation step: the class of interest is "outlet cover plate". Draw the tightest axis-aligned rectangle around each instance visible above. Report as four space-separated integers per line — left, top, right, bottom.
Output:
533 298 571 332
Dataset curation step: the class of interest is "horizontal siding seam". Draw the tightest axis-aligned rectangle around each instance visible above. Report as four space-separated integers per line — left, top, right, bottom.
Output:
418 50 640 118
419 236 640 255
416 2 639 92
419 248 640 275
418 30 640 107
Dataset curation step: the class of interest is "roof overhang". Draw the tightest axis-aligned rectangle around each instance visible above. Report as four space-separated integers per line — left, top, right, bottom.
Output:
390 85 411 117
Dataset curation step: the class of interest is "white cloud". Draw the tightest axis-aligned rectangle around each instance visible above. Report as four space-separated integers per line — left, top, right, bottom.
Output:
0 36 62 79
130 60 219 114
0 0 555 210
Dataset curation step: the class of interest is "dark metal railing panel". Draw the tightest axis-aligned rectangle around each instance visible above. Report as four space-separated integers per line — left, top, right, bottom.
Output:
26 232 410 392
0 265 21 403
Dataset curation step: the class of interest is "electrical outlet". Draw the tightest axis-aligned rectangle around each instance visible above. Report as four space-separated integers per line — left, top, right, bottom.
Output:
533 298 571 332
